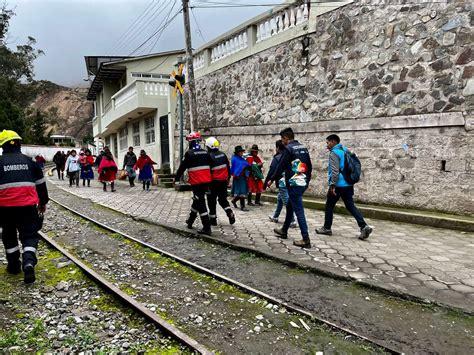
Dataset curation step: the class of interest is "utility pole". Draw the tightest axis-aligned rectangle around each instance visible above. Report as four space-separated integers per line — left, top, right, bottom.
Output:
182 0 198 132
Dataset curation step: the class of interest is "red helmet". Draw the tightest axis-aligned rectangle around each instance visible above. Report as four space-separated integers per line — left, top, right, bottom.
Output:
186 131 202 141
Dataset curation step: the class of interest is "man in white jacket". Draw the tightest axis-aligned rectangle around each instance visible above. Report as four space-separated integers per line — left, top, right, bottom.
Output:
65 150 81 187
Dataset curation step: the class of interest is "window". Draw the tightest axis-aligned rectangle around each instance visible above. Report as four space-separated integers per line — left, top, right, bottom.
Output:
119 126 128 150
112 135 118 158
132 122 140 147
105 136 111 149
145 117 155 144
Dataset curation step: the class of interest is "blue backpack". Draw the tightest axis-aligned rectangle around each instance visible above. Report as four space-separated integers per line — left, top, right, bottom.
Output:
341 148 361 184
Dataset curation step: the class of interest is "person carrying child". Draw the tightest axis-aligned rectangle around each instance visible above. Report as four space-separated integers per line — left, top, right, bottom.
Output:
79 149 94 187
230 146 251 211
246 144 264 206
134 149 156 191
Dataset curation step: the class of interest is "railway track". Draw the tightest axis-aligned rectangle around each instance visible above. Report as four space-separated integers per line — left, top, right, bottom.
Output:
39 231 213 355
48 196 402 354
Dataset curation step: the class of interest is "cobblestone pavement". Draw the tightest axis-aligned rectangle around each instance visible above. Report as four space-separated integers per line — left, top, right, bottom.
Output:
47 178 474 313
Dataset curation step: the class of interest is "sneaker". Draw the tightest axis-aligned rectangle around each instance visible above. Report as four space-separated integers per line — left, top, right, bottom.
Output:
210 218 218 226
228 213 236 225
293 240 311 248
197 228 212 236
231 200 238 208
6 262 21 275
290 222 297 228
273 228 288 239
268 216 278 223
241 207 250 212
23 265 36 284
315 226 332 235
358 225 373 240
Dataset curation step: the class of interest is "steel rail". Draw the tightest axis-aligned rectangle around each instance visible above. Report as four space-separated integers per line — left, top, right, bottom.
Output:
50 196 402 354
39 231 214 355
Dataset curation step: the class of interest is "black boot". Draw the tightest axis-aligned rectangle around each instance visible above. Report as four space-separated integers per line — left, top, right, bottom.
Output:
103 182 107 191
225 208 235 225
87 179 90 187
231 197 239 208
83 179 86 186
23 264 35 284
247 193 255 206
143 181 146 190
111 182 116 192
210 216 218 226
186 211 198 229
197 214 212 236
240 197 249 211
146 181 150 191
255 193 263 206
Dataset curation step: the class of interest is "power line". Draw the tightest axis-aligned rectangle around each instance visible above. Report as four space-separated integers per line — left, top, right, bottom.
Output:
108 0 156 55
146 0 179 54
129 7 182 56
190 6 206 43
115 0 172 55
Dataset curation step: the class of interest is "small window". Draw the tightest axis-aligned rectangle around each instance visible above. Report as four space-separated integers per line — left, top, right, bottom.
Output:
145 117 155 144
132 122 140 147
142 74 152 78
119 126 128 150
131 73 141 78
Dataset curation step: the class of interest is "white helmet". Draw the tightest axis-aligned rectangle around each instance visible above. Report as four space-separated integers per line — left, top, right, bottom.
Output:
205 137 220 149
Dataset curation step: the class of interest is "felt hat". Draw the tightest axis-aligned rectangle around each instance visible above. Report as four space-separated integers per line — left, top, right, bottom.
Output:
234 145 245 153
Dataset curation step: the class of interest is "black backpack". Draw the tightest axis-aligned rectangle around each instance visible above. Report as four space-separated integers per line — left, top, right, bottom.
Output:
341 148 362 184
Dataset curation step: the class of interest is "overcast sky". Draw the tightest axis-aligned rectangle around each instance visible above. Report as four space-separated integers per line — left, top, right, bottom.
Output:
6 0 284 87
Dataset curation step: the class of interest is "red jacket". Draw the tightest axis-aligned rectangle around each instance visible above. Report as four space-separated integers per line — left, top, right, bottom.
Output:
0 148 49 207
175 149 212 185
209 149 230 181
134 155 156 171
80 155 94 166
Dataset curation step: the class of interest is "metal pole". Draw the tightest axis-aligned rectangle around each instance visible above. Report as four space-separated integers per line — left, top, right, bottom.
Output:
182 0 197 132
179 91 184 163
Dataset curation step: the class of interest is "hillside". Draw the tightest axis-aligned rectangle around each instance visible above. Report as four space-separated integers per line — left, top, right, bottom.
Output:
31 83 93 142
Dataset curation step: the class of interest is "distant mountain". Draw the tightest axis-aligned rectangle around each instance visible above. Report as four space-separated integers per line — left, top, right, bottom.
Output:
30 81 93 142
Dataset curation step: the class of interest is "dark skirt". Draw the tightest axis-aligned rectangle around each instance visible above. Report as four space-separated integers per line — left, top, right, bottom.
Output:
80 166 94 180
231 176 248 197
138 164 153 182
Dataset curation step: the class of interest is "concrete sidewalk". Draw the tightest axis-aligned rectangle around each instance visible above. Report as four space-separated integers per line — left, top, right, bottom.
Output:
47 177 474 314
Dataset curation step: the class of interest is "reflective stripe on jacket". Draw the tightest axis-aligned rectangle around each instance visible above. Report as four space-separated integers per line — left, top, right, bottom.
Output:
209 150 230 181
175 149 212 185
0 150 49 207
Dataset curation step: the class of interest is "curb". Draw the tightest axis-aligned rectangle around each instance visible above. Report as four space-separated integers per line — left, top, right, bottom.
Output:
260 193 474 232
129 213 473 316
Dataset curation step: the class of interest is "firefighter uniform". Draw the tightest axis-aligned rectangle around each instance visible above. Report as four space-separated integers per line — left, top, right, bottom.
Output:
205 138 235 226
0 130 49 283
175 132 213 235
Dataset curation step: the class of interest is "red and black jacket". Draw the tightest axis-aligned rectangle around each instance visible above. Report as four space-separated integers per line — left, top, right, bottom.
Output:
175 148 212 185
209 149 230 181
0 147 49 207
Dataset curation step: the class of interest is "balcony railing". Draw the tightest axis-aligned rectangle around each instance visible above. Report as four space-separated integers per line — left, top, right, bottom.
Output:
192 1 352 77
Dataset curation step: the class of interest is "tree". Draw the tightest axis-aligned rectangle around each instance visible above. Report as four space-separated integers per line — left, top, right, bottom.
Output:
0 4 44 141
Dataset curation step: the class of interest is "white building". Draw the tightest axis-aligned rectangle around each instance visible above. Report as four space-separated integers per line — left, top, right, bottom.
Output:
85 50 185 171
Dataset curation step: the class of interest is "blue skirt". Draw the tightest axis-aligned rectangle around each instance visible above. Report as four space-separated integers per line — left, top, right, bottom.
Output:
231 176 248 197
138 164 153 182
80 166 94 180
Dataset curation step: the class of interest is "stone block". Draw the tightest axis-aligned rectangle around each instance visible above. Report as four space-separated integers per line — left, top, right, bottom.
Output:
462 66 474 79
430 57 453 71
455 47 472 65
463 79 474 96
397 158 416 169
391 81 409 94
408 63 425 78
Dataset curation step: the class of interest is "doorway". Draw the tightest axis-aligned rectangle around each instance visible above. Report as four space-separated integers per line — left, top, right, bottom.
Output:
159 115 170 165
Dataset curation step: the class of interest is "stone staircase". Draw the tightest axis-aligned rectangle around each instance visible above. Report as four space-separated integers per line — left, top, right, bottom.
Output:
156 164 175 189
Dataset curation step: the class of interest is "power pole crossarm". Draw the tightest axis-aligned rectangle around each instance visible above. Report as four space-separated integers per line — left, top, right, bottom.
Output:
182 0 198 132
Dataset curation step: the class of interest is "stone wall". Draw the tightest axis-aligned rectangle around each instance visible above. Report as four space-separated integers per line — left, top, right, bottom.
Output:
177 0 474 215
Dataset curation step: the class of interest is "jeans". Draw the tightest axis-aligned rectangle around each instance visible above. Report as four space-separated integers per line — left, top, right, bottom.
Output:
282 186 309 241
273 187 295 223
324 186 366 229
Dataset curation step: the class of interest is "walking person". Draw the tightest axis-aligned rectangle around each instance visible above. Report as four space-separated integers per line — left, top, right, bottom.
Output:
230 146 251 211
205 137 235 226
122 146 137 187
134 150 156 191
35 154 45 170
246 145 264 206
267 127 313 248
98 149 118 192
316 134 373 240
53 150 66 180
65 149 81 187
0 130 49 284
264 140 296 228
174 132 213 235
80 149 94 187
